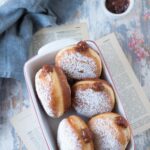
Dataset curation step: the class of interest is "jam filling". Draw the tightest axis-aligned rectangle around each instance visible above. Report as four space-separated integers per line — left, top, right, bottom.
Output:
115 116 128 128
81 128 93 143
75 41 89 52
106 0 129 14
42 65 53 75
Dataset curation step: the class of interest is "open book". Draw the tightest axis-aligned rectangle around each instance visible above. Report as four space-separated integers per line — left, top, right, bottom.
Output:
11 23 150 150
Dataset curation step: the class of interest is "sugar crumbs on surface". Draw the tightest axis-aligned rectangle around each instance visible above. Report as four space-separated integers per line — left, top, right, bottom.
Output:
90 118 123 150
60 52 97 79
57 119 82 150
74 89 112 117
35 70 54 116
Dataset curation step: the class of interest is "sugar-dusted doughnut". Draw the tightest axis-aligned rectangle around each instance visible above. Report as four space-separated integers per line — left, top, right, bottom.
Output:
57 115 94 150
88 113 131 150
55 41 102 80
72 79 115 117
35 64 71 118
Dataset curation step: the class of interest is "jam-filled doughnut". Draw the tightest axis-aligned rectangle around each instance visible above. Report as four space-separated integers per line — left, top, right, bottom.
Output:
55 41 102 80
57 115 94 150
72 79 115 117
35 64 71 118
88 113 131 150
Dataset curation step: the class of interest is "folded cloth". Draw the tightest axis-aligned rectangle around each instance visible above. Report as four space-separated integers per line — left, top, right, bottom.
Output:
0 0 56 80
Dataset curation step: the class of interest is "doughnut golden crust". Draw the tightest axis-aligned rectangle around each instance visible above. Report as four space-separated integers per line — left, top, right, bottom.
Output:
72 79 115 117
57 115 94 150
55 41 102 80
88 113 131 150
35 64 71 118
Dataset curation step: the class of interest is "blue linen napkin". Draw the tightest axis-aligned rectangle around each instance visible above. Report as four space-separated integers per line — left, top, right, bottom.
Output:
0 0 56 80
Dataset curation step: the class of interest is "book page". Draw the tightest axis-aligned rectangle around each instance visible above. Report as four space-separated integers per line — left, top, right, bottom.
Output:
96 33 150 136
11 108 47 150
30 23 89 55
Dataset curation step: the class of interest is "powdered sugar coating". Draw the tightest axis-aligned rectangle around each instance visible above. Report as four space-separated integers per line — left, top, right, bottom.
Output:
57 119 82 150
60 52 97 79
89 118 123 150
73 89 112 117
35 70 54 117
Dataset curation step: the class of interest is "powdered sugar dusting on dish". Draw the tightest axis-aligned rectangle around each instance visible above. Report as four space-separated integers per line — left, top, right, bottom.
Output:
60 52 97 79
73 89 112 117
89 118 123 150
35 70 54 117
57 119 82 150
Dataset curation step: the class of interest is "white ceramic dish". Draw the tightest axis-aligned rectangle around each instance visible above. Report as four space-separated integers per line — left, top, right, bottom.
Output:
24 39 135 150
101 0 134 18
